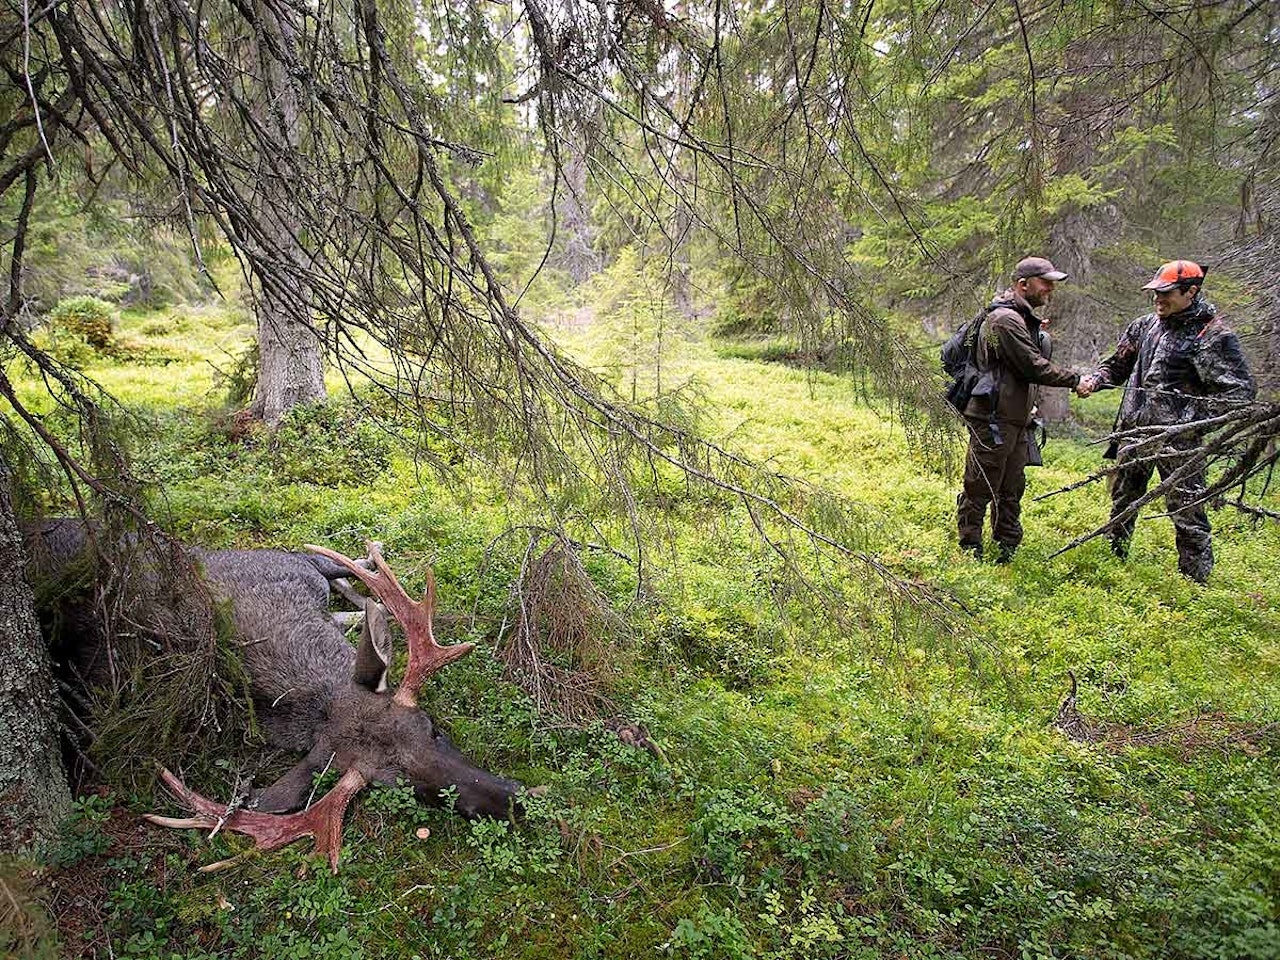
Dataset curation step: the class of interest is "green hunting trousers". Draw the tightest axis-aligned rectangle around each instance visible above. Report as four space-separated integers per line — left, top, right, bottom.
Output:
1108 448 1213 583
957 418 1028 552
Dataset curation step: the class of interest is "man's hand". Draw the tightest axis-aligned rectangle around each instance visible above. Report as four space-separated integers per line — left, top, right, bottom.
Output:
1075 374 1100 398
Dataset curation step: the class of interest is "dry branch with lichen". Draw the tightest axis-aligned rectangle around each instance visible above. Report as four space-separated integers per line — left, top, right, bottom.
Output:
498 535 624 725
1053 672 1277 758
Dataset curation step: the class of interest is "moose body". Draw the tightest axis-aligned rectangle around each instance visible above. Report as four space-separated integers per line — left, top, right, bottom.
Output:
26 519 523 869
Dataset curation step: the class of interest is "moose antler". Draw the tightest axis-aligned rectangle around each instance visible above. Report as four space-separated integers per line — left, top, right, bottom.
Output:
145 766 368 872
304 541 474 707
146 543 482 870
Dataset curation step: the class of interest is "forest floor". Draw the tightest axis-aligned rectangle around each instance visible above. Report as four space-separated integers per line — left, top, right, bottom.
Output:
9 296 1280 960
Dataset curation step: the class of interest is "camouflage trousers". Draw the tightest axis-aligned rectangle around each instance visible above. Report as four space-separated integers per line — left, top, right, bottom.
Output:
1109 449 1213 583
957 418 1028 552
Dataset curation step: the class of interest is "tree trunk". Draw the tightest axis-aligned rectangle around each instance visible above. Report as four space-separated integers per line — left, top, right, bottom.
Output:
1042 38 1117 423
1044 204 1119 421
0 470 71 855
666 0 694 319
669 192 694 318
247 0 326 425
555 150 599 285
254 305 326 425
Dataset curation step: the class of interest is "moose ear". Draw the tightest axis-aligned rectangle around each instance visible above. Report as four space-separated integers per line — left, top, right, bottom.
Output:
352 598 393 692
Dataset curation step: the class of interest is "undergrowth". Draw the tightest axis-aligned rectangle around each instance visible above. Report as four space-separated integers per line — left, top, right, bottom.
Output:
9 298 1280 959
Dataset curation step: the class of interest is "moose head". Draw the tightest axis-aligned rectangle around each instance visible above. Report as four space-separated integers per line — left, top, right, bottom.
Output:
145 542 524 872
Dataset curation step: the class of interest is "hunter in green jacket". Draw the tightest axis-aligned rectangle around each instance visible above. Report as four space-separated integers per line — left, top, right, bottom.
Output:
957 257 1082 562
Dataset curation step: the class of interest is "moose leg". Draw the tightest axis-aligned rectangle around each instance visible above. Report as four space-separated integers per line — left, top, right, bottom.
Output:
252 743 335 813
328 578 366 609
306 542 380 585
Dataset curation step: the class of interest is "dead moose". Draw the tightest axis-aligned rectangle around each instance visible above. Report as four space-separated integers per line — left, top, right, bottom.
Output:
29 520 526 872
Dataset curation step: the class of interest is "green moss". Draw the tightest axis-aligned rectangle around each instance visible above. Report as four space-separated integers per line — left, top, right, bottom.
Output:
12 276 1280 960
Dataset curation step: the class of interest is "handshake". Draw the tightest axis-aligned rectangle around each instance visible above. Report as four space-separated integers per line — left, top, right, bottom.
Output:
1075 373 1102 398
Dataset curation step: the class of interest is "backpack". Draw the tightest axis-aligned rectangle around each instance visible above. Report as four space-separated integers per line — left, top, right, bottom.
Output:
940 309 990 412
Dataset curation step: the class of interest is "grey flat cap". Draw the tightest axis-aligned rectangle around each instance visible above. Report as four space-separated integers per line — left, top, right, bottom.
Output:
1014 256 1069 281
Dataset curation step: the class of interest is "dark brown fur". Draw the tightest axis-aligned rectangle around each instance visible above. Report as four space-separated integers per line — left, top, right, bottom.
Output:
26 519 522 819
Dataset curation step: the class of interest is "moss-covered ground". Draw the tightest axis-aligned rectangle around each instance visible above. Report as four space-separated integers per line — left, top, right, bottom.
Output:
10 298 1280 960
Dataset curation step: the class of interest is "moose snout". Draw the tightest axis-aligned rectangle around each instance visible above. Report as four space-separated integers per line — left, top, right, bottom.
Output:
412 736 526 818
450 771 527 819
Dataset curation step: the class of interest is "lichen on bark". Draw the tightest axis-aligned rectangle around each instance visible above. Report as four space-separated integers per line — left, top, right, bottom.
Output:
0 473 71 855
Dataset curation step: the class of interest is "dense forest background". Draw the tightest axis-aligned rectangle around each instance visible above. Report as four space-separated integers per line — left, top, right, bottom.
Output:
6 0 1278 396
2 0 1279 957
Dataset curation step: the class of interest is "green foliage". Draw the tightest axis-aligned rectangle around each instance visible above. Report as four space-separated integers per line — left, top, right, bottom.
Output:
12 257 1280 960
465 813 562 879
48 295 115 349
218 341 259 408
711 270 788 337
822 0 1269 318
482 164 572 317
689 787 794 883
33 294 117 366
362 778 421 822
664 597 781 691
268 402 398 486
9 183 204 311
666 906 755 959
29 325 98 369
756 886 851 959
0 865 59 960
585 246 692 401
44 793 114 868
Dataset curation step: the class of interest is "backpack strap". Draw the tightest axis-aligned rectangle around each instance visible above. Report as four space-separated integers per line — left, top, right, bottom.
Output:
977 302 1006 445
966 303 1000 368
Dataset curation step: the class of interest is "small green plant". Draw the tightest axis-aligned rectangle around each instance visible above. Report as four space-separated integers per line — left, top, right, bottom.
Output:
30 325 96 369
666 600 780 691
364 778 422 827
219 340 259 407
689 787 795 883
46 793 114 868
465 811 563 879
270 401 396 485
48 295 115 350
585 245 692 401
665 906 755 959
757 886 849 959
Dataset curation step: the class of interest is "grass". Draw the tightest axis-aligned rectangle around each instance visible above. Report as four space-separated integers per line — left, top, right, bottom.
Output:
9 294 1280 960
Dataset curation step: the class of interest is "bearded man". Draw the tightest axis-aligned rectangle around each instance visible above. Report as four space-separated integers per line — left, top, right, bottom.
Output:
957 257 1083 563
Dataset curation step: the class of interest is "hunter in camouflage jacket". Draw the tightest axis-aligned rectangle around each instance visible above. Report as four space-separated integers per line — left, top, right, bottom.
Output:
1092 295 1254 435
1087 293 1255 582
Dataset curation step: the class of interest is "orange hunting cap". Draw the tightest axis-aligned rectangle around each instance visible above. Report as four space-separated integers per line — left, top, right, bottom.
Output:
1142 260 1206 292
